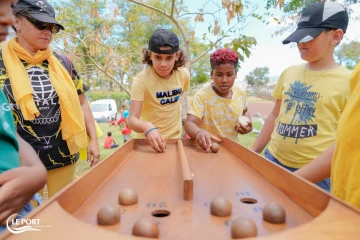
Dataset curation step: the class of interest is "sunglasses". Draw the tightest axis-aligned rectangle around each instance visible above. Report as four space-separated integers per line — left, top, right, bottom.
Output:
22 14 60 34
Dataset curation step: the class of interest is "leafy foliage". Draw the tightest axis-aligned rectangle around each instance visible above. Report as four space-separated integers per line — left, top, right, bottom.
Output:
335 41 360 70
245 67 270 92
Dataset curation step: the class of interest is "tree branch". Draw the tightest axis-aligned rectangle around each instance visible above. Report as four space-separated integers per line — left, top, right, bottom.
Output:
127 0 170 17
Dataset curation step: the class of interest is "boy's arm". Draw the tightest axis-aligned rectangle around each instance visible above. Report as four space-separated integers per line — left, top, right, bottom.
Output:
128 100 166 153
250 99 281 154
185 114 221 151
79 94 100 167
294 143 334 183
0 134 47 224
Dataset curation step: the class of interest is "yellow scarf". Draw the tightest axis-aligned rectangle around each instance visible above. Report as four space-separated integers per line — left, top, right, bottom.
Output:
3 38 87 154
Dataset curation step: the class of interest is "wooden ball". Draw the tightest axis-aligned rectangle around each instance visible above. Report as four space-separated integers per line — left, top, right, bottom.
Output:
210 143 220 153
263 201 286 224
231 218 257 239
97 204 121 225
132 219 159 238
238 116 250 125
118 188 138 206
210 197 232 217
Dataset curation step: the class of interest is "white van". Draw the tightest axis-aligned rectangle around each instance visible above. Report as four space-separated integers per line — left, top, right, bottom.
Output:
90 99 118 122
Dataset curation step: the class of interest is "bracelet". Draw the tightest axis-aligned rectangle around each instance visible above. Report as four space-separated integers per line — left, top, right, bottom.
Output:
194 129 203 139
145 127 158 136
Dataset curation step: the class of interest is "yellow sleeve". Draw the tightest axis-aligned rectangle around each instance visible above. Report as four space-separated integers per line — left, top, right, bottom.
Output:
131 76 145 101
187 92 205 120
272 69 286 100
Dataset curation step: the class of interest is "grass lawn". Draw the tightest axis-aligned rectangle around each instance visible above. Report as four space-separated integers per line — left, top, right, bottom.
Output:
76 122 264 178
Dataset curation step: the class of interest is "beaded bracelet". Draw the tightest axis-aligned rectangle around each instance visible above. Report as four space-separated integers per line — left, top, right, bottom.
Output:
145 127 158 136
194 129 203 139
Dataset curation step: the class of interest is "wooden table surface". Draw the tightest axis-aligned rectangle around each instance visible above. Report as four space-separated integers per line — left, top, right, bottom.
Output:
2 139 359 239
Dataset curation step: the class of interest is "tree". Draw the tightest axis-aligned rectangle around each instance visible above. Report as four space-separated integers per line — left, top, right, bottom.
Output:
126 0 259 119
335 41 360 70
245 67 270 93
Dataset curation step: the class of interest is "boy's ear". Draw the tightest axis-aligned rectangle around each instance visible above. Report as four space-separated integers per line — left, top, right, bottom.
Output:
332 29 344 45
175 51 180 61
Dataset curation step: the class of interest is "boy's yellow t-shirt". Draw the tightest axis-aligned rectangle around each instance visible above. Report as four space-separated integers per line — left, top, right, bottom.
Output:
269 63 351 168
131 67 190 139
332 63 360 209
188 84 248 142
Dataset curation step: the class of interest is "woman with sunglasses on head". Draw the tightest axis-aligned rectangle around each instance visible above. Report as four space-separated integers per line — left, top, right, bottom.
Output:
0 0 100 200
0 0 47 230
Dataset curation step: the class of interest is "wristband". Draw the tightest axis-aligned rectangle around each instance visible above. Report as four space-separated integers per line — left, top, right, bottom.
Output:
194 129 203 139
145 127 158 136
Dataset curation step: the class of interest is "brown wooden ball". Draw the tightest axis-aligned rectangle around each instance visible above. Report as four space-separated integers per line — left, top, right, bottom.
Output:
263 201 286 224
210 197 232 217
118 188 138 206
97 204 121 225
132 219 159 238
231 218 257 239
210 143 220 153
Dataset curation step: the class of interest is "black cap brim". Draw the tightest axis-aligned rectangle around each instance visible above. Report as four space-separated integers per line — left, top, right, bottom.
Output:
30 13 65 30
282 27 325 44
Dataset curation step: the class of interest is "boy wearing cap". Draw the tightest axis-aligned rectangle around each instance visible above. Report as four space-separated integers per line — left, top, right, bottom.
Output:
117 110 132 143
295 62 360 209
128 29 189 152
251 2 351 191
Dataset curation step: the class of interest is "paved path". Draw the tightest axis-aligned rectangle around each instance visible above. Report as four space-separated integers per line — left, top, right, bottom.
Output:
248 102 275 117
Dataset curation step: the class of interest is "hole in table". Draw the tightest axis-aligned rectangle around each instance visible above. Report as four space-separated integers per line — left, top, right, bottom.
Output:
240 198 258 204
152 210 171 217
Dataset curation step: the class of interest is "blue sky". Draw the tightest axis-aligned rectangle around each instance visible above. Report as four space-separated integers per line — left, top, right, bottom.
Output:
183 0 360 85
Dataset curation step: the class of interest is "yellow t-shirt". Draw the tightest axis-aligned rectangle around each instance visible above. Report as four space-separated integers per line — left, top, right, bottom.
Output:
269 63 351 168
131 67 190 139
188 84 248 142
332 63 360 210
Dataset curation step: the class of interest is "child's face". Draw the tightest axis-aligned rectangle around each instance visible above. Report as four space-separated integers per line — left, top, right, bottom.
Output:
149 49 180 80
297 30 337 63
211 63 237 98
0 0 17 42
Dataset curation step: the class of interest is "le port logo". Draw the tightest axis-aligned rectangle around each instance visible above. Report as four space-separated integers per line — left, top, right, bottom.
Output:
6 214 52 234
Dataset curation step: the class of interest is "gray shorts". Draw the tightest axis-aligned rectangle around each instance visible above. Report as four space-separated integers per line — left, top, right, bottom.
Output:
123 134 130 141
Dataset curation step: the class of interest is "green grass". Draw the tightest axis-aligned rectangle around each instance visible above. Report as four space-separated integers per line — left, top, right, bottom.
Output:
76 122 263 178
76 122 132 178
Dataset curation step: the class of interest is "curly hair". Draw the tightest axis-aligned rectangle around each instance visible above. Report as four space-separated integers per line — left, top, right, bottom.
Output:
142 48 187 71
210 48 239 70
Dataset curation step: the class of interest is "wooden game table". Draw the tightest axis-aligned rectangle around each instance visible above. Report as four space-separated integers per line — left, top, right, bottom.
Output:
2 139 360 239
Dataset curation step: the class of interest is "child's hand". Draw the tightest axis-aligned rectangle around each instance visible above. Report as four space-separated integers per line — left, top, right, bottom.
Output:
0 167 44 224
195 130 221 152
145 127 166 153
235 121 253 134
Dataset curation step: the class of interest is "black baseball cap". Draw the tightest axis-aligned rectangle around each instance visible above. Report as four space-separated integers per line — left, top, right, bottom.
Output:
283 2 348 44
13 0 65 30
148 29 179 54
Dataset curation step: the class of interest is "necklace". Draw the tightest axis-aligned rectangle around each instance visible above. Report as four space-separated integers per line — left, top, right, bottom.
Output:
303 65 329 85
